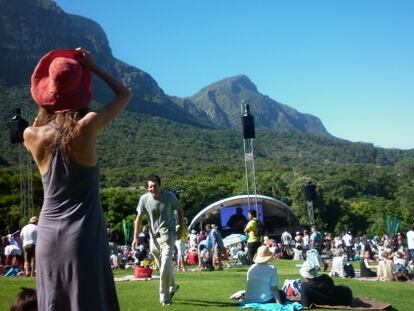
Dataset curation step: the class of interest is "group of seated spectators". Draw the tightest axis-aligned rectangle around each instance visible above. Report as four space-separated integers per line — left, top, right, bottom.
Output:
271 229 414 282
236 227 414 308
239 244 354 308
104 221 414 309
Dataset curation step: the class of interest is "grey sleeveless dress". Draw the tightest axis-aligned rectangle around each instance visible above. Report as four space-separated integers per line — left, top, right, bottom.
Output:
36 149 119 311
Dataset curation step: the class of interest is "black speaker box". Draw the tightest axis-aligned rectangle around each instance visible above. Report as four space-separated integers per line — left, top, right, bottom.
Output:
8 117 29 144
242 115 255 139
304 182 316 201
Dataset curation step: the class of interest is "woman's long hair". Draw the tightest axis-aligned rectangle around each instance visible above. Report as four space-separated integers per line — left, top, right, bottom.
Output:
33 108 89 156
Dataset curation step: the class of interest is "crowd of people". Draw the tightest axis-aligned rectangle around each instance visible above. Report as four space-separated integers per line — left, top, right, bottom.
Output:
4 215 414 309
2 47 414 310
105 219 414 308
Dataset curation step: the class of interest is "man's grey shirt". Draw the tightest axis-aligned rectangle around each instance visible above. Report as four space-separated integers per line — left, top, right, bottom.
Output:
137 191 181 236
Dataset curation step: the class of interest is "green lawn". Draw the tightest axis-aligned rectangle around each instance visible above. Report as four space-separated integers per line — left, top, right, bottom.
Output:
1 260 412 310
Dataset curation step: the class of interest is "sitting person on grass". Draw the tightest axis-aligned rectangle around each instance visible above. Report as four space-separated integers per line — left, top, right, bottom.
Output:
329 248 345 278
377 251 396 281
299 261 353 307
360 250 377 277
244 246 285 304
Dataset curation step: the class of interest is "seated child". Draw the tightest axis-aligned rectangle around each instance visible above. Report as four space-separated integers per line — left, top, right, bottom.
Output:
377 251 395 281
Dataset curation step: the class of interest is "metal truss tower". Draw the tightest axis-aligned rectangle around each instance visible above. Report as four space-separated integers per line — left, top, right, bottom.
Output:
8 108 34 222
241 101 258 211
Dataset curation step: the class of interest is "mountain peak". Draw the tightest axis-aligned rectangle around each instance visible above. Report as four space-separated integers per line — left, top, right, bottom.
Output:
180 75 330 136
197 74 258 95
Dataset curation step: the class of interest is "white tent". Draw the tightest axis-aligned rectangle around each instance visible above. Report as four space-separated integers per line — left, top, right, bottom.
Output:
188 194 298 238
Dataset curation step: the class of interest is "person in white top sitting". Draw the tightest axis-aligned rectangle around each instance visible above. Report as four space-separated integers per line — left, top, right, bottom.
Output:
244 246 283 304
329 248 345 278
20 216 38 276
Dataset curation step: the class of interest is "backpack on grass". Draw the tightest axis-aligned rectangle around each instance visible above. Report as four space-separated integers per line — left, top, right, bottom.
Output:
344 263 355 278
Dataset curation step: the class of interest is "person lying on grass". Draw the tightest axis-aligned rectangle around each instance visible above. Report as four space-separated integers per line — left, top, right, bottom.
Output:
299 261 353 307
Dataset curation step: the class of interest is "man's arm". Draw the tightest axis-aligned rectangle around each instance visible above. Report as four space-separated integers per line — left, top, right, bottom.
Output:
132 213 143 249
270 286 282 304
176 207 185 240
244 221 252 233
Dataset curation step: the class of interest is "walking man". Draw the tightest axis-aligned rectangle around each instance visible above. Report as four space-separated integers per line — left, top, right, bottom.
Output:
133 175 184 306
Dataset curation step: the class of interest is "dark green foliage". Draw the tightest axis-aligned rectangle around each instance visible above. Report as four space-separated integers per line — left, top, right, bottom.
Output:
0 167 42 234
1 83 414 236
2 0 414 240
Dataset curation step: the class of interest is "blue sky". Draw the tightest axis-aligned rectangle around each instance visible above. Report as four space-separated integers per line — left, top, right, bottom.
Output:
55 0 413 149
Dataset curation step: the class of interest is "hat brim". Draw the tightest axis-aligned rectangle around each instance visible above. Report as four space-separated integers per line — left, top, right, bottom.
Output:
253 254 273 264
299 266 317 279
31 49 92 113
29 217 38 223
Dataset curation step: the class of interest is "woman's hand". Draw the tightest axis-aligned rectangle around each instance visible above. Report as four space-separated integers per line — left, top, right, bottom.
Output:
76 47 97 71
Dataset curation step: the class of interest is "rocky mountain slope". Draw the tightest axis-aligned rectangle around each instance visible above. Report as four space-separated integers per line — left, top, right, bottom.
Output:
1 0 329 135
0 0 204 127
173 75 329 136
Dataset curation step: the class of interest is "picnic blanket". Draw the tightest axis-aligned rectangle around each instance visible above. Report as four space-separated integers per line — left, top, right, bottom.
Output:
303 297 390 310
114 274 160 282
241 302 303 311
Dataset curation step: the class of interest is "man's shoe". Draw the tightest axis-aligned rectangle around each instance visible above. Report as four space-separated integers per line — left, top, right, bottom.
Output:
170 284 180 299
161 301 171 306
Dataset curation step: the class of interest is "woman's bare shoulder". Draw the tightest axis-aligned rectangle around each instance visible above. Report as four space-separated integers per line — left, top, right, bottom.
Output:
76 111 99 131
23 125 56 149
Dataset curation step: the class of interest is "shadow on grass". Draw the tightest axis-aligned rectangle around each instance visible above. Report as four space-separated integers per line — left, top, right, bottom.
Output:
176 298 237 308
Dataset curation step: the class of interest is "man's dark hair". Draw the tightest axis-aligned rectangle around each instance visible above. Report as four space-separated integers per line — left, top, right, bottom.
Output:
10 287 37 311
248 209 257 217
147 175 161 186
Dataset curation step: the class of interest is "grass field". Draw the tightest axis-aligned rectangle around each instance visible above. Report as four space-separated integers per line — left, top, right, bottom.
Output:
0 259 412 310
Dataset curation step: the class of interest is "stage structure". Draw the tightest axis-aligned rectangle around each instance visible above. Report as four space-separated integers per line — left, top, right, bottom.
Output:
188 194 298 237
241 101 258 212
7 108 33 223
188 103 300 236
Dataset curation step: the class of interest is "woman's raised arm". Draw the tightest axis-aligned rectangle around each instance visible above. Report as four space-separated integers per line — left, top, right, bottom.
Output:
77 48 133 133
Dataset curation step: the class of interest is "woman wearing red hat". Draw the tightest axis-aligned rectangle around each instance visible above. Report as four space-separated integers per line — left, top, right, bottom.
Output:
24 48 132 310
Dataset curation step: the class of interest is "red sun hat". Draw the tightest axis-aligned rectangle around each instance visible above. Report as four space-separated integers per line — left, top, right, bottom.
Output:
31 49 92 113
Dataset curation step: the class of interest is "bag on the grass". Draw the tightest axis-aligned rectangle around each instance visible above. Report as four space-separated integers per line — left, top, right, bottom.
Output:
282 279 302 296
203 259 215 271
344 263 355 278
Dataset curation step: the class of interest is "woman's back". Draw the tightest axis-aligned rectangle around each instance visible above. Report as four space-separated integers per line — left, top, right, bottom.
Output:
24 48 132 311
245 263 278 303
